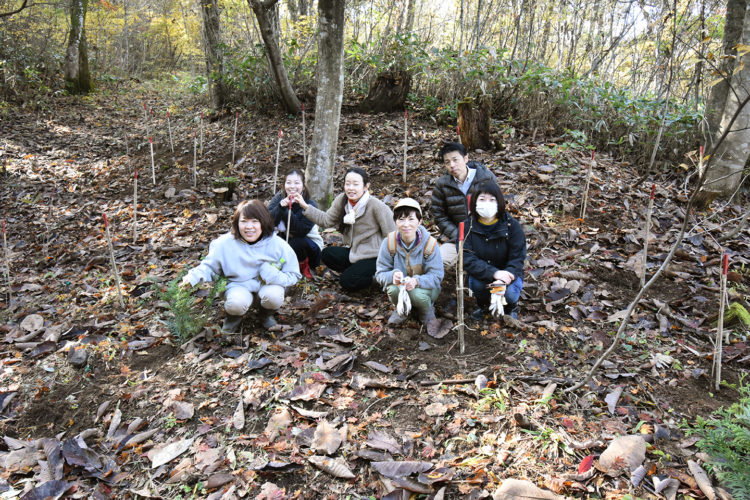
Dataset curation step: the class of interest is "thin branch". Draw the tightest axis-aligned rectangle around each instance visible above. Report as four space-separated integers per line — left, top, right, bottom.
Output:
0 0 29 18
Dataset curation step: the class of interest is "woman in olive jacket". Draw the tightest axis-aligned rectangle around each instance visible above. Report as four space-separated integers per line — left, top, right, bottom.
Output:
461 181 526 320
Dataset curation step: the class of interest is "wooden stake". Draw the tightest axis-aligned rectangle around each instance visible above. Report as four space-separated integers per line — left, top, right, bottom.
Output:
133 170 138 244
286 195 293 243
2 220 11 305
302 103 307 166
199 111 204 157
273 129 283 194
713 254 729 391
103 213 125 309
403 109 408 183
193 130 198 188
457 221 466 354
149 136 156 185
580 150 595 219
231 111 238 165
640 184 656 288
123 126 129 156
167 111 174 154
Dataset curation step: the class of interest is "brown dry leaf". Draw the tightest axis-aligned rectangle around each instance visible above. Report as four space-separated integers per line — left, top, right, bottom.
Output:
371 460 432 479
599 435 646 473
493 478 562 500
232 399 245 430
149 438 194 468
287 382 326 401
425 403 448 417
170 401 194 420
308 455 355 479
311 420 342 455
264 407 292 441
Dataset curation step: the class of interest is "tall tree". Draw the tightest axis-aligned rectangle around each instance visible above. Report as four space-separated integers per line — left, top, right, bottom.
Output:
702 0 750 197
200 0 228 110
248 0 301 114
305 0 346 209
64 0 93 94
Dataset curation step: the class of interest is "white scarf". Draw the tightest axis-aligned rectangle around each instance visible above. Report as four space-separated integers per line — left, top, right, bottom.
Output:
343 190 370 225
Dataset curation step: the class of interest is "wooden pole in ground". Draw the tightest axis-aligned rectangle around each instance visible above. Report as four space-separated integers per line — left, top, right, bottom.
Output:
231 111 238 165
286 195 293 243
2 220 10 305
713 254 729 391
403 109 408 183
457 221 466 354
149 136 156 185
123 126 129 156
143 102 149 138
580 150 595 219
302 103 307 166
133 170 138 244
192 130 198 188
273 129 283 194
199 111 204 156
103 213 125 309
640 184 656 288
167 111 174 154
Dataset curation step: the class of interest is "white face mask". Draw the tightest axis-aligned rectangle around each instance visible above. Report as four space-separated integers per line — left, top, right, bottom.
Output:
475 201 498 219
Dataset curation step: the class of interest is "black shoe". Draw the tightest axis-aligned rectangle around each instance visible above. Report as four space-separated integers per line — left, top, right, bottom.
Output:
261 311 277 329
506 302 519 319
443 298 457 314
222 315 243 334
470 308 486 321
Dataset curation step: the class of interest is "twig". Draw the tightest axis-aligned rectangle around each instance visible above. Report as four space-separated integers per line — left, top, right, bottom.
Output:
167 111 174 154
713 254 729 391
273 129 283 194
403 109 408 183
419 378 475 386
193 130 198 188
231 111 238 165
302 103 306 166
580 150 595 219
133 170 138 244
2 220 10 305
199 111 204 157
640 184 655 288
103 214 125 309
149 136 155 185
457 221 466 354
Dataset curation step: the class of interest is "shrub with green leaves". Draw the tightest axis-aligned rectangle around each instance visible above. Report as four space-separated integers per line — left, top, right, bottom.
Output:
682 375 750 499
158 273 227 343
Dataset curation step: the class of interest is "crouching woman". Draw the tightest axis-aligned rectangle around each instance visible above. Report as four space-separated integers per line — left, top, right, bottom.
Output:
375 198 444 335
181 200 301 332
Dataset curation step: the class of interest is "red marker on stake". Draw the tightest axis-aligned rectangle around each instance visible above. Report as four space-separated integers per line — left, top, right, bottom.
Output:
714 253 730 390
467 195 472 215
103 213 125 309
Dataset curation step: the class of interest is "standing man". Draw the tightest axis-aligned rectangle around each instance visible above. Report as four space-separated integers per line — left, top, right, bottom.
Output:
430 142 499 267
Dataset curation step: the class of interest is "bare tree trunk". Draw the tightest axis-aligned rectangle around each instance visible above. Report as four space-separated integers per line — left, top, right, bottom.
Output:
702 0 750 198
200 0 228 110
249 0 301 114
286 0 299 21
405 0 416 33
64 0 93 94
305 0 346 209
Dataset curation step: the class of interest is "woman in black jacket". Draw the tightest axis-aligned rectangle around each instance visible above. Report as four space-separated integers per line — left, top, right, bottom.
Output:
462 181 526 320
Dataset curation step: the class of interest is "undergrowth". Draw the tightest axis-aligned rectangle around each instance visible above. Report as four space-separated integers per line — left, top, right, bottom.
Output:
682 375 750 500
158 273 227 343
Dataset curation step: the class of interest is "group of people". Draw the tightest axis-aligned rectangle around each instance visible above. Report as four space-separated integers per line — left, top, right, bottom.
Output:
180 142 527 334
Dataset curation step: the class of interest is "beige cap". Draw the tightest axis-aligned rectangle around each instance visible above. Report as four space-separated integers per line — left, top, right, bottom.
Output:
393 197 422 217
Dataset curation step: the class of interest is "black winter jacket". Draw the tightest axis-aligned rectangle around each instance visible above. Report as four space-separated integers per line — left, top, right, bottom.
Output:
461 212 526 284
430 162 498 242
267 191 317 238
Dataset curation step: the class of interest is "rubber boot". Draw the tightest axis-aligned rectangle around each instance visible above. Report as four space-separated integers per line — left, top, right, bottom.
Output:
260 310 277 329
222 314 243 334
388 310 407 325
299 258 314 279
419 306 441 337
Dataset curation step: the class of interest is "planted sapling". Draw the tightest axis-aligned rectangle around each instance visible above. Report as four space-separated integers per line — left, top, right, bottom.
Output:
103 213 125 309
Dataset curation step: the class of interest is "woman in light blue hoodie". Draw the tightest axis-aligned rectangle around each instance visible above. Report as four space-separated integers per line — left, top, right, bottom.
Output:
375 198 444 336
181 200 301 332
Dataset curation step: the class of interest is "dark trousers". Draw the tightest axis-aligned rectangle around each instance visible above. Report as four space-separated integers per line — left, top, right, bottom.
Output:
468 275 524 308
321 246 376 291
288 236 321 268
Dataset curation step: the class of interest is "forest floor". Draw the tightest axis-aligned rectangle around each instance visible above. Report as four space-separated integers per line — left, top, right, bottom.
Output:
1 80 749 500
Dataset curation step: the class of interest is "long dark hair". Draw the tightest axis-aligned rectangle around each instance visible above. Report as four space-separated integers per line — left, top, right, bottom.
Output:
469 181 506 219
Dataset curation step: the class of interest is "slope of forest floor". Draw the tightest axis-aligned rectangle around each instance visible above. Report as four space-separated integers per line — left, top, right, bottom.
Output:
1 81 749 499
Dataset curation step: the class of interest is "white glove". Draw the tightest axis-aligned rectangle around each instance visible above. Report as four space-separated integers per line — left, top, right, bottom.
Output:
396 284 411 316
489 285 507 317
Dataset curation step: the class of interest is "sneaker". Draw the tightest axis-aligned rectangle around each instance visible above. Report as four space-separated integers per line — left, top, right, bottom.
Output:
261 312 277 329
470 308 486 321
222 315 243 334
388 310 407 325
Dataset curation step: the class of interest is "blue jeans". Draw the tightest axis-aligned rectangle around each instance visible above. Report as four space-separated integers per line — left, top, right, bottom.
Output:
468 275 523 308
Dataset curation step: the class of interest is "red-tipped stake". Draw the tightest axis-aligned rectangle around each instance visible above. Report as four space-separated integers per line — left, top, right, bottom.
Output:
457 221 466 354
302 103 307 166
167 111 174 154
149 136 156 185
403 109 409 183
580 150 596 219
193 130 198 188
713 254 730 390
199 111 204 157
273 129 283 194
2 220 10 305
103 213 125 309
467 194 472 215
133 170 138 244
232 111 239 166
286 195 293 243
640 184 656 288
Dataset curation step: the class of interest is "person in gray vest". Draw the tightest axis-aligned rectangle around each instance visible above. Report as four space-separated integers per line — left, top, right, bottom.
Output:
430 142 498 267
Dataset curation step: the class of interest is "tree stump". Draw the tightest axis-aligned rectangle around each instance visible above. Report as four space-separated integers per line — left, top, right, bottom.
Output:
457 96 491 151
359 70 411 113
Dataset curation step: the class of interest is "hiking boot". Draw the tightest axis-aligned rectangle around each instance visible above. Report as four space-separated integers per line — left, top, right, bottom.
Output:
418 306 437 324
426 318 442 337
222 315 243 334
506 302 519 320
260 311 277 329
388 310 407 325
470 308 486 322
443 298 457 315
